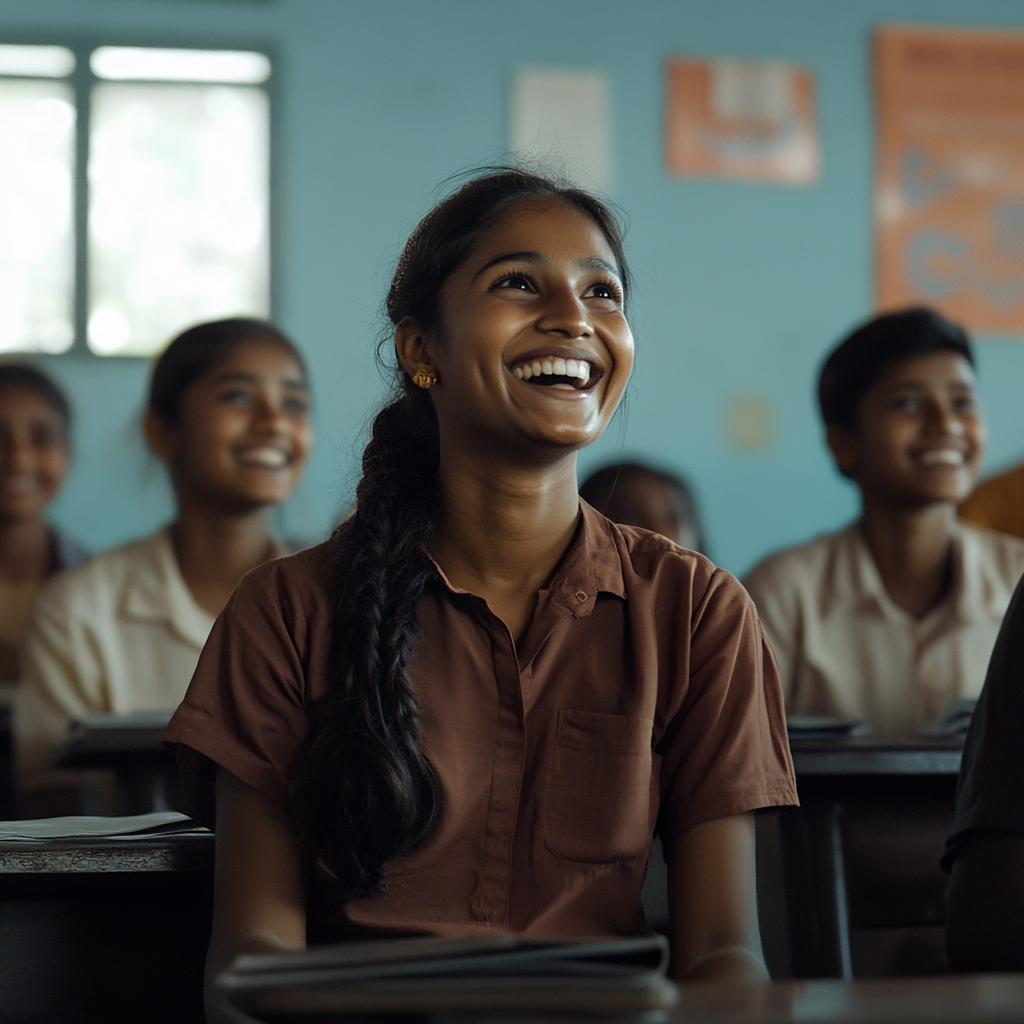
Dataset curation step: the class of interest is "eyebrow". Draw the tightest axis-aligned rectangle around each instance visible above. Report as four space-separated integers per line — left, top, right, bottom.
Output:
211 371 308 391
472 250 621 282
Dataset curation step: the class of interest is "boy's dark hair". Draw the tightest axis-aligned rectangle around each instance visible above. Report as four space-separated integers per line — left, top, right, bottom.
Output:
818 307 974 429
0 363 72 432
579 461 704 552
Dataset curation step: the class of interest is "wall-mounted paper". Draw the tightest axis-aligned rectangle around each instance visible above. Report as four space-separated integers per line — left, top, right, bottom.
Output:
509 69 612 191
665 59 819 184
875 25 1024 334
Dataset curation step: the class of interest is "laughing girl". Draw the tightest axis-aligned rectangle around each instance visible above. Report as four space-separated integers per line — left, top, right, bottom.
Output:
164 171 796 1016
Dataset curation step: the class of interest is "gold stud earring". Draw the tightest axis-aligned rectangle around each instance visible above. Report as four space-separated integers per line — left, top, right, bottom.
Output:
413 368 439 389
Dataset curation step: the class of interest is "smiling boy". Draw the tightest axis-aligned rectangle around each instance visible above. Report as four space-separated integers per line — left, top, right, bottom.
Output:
744 308 1024 738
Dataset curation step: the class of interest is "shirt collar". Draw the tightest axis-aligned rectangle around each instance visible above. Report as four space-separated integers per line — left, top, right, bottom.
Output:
120 528 216 649
825 518 1002 624
428 500 627 618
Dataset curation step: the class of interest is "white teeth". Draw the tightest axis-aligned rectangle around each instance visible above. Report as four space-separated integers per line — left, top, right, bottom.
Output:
920 449 964 467
512 356 593 383
242 447 287 468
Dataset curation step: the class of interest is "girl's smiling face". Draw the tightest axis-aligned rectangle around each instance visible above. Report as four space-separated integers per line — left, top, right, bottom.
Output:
147 338 313 511
398 196 634 459
0 386 69 523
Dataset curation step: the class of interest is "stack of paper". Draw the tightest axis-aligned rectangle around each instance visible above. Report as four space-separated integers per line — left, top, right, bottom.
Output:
0 811 208 841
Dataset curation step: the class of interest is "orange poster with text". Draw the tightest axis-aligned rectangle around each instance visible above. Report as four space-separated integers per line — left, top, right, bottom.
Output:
665 59 819 184
876 25 1024 334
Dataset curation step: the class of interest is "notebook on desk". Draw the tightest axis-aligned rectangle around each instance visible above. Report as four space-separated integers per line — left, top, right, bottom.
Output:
217 933 677 1020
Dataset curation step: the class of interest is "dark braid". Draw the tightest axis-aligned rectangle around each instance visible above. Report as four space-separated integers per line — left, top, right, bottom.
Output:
288 167 631 900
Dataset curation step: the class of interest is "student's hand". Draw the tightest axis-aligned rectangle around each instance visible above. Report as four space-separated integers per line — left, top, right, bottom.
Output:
205 768 307 1024
667 813 769 983
947 831 1024 972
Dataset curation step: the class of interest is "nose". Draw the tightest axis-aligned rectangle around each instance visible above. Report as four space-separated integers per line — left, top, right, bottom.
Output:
536 285 593 340
251 393 290 436
925 397 965 436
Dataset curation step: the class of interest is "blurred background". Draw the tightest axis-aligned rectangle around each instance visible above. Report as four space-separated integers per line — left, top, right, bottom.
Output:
2 0 1023 578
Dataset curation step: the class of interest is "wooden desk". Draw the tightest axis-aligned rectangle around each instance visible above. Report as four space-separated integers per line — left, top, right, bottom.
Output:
777 738 962 980
55 719 174 816
670 974 1024 1024
0 833 213 1023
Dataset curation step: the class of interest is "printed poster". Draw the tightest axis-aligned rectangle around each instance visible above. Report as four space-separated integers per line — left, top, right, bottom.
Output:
665 59 819 184
876 25 1024 333
509 70 612 191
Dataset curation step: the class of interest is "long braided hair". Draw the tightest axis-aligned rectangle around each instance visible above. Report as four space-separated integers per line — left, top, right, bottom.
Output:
288 168 631 901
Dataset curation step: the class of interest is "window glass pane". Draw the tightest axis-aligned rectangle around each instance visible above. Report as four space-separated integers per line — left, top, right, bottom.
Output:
88 82 269 356
0 80 75 353
91 47 270 84
0 45 75 78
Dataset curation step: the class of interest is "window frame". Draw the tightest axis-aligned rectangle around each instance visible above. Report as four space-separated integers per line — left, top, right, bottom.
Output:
0 33 279 358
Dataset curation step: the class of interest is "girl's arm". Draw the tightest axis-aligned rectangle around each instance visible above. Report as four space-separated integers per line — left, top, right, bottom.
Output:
205 767 307 1024
667 812 768 983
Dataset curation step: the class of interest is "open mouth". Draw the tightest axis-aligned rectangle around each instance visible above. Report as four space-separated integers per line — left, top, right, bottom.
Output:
237 446 290 469
916 448 966 468
508 356 600 391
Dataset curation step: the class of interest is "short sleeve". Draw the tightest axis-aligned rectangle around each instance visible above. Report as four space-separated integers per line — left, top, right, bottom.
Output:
944 573 1024 869
657 568 798 841
16 576 105 781
163 553 322 821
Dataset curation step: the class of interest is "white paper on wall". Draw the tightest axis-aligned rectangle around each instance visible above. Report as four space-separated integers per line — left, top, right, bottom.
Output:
508 69 612 192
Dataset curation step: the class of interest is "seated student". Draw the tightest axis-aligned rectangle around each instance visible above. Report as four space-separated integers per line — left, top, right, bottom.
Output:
14 318 312 796
744 308 1024 738
579 461 705 552
960 460 1024 540
0 365 87 689
944 574 1024 971
163 169 797 1019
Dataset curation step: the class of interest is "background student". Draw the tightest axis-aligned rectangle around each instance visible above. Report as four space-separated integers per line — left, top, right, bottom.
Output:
744 307 1024 738
0 364 87 689
579 461 705 552
944 573 1024 972
14 317 312 808
163 169 796 1020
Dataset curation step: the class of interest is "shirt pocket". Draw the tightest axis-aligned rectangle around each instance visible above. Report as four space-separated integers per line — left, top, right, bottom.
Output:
544 709 660 864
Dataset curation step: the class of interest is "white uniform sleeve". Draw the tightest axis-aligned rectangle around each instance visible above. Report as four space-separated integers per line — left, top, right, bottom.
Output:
14 574 106 783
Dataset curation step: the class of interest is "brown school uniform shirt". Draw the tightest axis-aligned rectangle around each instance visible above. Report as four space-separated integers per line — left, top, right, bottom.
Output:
165 502 797 941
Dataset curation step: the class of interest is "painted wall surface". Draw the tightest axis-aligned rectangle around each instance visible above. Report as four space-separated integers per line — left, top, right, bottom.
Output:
2 0 1024 576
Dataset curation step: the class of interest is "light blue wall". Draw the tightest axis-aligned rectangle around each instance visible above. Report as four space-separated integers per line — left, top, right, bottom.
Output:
2 0 1024 576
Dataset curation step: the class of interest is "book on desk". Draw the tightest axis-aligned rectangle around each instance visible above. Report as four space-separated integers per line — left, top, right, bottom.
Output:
216 933 677 1021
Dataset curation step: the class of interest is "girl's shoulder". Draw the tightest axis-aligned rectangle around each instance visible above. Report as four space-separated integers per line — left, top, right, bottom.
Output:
581 505 735 609
231 537 335 620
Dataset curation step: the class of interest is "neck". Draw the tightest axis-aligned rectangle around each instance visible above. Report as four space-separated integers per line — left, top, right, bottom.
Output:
0 517 53 583
430 448 580 639
171 500 275 617
859 496 957 619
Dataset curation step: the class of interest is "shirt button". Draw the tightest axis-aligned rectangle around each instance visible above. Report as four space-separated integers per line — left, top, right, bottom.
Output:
575 591 587 602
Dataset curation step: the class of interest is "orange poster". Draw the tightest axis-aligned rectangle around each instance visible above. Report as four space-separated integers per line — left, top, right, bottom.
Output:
665 59 819 184
876 25 1024 333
